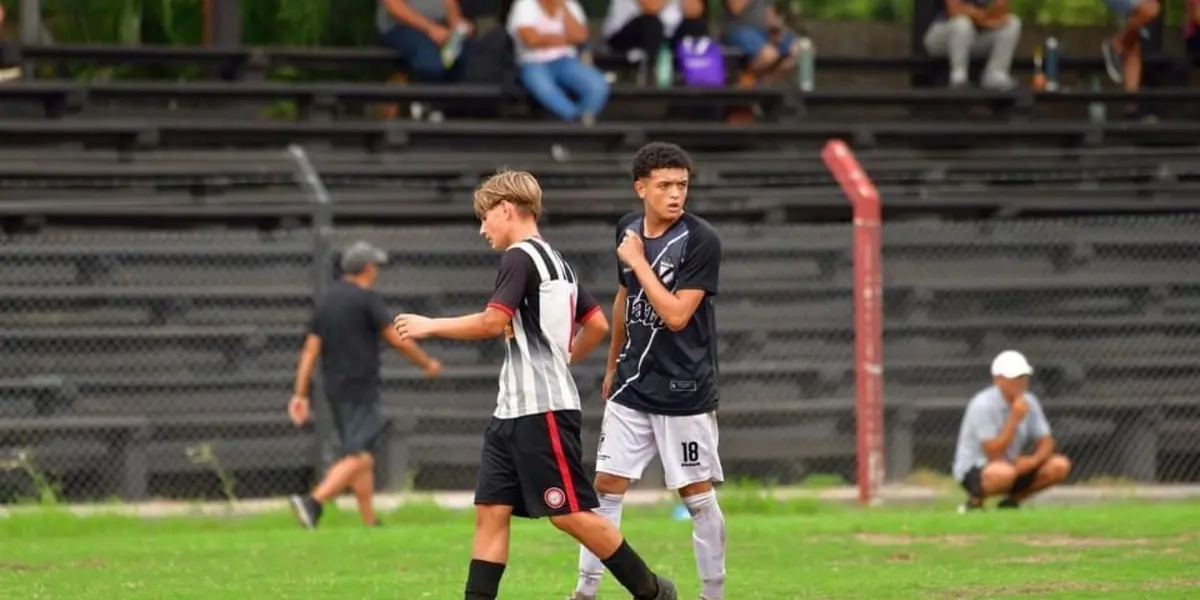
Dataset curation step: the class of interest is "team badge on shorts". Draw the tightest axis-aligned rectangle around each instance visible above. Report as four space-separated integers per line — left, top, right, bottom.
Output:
543 487 566 509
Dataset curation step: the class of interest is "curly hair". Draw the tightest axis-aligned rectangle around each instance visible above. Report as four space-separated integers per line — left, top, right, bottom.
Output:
631 142 693 180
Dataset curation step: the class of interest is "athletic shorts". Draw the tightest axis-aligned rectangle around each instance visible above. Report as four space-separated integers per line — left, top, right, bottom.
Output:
326 378 387 457
595 400 724 490
474 409 599 519
961 463 1041 498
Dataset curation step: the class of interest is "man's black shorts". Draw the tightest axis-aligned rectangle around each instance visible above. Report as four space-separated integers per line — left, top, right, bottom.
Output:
475 409 599 519
326 378 387 458
961 463 1040 498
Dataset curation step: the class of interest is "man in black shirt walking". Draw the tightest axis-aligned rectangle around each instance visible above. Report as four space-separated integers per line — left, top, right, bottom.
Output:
573 143 726 600
287 241 442 529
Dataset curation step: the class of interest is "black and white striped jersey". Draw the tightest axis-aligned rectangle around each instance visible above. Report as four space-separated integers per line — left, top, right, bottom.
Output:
486 237 601 419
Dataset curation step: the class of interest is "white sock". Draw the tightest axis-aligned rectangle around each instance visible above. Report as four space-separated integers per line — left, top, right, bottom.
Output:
683 490 726 600
575 493 624 596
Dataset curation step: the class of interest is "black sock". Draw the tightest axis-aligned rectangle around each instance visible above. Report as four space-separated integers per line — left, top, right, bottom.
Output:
601 540 659 600
464 559 505 600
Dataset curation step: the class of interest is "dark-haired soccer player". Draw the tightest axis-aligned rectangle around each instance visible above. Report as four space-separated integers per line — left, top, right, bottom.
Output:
393 171 678 600
573 142 726 600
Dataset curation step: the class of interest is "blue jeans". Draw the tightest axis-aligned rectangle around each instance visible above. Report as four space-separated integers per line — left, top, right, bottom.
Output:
723 25 797 59
380 24 472 83
518 57 609 122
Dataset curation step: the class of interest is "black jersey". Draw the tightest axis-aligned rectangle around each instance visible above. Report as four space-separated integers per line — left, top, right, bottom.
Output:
608 212 721 416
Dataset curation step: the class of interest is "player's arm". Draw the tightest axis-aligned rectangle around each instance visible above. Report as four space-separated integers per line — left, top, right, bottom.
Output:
570 284 608 365
605 285 628 371
978 399 1026 461
1014 400 1054 474
621 226 721 332
395 249 530 342
371 295 442 375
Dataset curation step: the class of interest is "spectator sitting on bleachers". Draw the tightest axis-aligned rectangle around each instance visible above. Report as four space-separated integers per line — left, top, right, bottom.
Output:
0 5 19 83
602 0 710 70
377 0 475 85
507 0 610 124
1100 0 1160 93
952 351 1072 512
721 0 801 85
923 0 1020 90
1188 0 1200 64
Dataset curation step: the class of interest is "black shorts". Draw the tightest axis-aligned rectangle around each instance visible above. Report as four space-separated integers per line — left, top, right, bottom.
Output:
961 463 1040 498
475 409 599 519
326 379 386 458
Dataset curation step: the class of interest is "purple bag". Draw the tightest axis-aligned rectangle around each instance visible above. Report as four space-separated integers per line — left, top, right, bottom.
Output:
676 36 726 88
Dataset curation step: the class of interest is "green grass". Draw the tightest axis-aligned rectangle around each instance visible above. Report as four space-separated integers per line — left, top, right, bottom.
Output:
1 497 1198 599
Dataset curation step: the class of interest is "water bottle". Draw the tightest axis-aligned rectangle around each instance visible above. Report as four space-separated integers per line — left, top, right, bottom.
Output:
1043 37 1060 92
1031 48 1046 91
655 44 674 88
1088 75 1106 124
440 22 470 69
796 36 815 92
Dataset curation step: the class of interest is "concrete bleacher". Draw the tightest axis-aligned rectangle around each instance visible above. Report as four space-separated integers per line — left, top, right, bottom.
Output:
2 215 1199 497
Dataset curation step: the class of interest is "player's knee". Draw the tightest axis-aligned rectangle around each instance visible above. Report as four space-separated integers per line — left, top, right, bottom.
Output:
593 472 631 496
1044 455 1072 483
677 480 714 498
353 452 375 470
548 511 588 536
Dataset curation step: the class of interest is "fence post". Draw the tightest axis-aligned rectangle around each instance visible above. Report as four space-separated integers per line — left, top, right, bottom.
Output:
286 144 336 478
822 140 885 506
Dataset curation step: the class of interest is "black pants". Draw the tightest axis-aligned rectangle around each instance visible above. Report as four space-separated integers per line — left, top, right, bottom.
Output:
606 14 711 62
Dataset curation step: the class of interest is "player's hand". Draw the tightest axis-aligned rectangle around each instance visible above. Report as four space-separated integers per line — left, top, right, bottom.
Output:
423 358 443 378
288 395 310 427
427 25 452 46
1013 455 1040 475
602 369 615 400
1011 395 1029 419
393 313 434 341
449 17 474 36
616 229 645 269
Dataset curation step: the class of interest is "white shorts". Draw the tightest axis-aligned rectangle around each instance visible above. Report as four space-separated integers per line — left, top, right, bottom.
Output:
595 401 724 490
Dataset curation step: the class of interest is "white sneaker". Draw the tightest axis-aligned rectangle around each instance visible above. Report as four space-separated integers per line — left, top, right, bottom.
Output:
0 67 20 83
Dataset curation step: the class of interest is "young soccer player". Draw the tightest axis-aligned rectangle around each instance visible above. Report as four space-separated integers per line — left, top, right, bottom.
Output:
392 171 678 600
572 142 725 600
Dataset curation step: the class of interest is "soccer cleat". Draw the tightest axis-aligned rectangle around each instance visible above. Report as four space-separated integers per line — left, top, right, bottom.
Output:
288 494 323 530
652 576 678 600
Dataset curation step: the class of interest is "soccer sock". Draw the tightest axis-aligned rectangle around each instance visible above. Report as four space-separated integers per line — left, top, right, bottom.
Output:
576 493 625 595
684 491 726 600
464 559 506 600
601 540 660 600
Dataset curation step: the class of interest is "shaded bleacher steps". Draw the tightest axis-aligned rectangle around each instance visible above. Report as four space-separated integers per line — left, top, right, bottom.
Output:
4 147 1200 227
2 217 1199 500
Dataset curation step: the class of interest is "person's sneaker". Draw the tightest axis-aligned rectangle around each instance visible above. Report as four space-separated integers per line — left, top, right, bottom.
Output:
981 71 1015 92
997 497 1020 509
957 496 985 514
288 494 323 530
1101 40 1124 84
654 576 678 600
566 594 595 600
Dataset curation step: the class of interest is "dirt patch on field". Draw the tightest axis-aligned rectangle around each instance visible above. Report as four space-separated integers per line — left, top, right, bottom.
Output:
989 553 1081 565
855 533 981 547
0 558 106 572
886 552 917 563
1021 535 1151 548
942 578 1200 598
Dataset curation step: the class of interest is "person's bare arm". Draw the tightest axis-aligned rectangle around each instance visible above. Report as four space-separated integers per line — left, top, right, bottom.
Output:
562 4 590 46
605 286 628 373
382 327 442 375
945 0 986 20
395 307 512 341
1015 436 1055 474
981 398 1027 461
681 0 704 19
627 265 706 332
384 0 443 36
571 310 609 365
292 334 321 398
516 27 570 48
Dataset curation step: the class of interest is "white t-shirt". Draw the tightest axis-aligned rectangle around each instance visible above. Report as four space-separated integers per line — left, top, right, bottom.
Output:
603 0 684 39
506 0 589 65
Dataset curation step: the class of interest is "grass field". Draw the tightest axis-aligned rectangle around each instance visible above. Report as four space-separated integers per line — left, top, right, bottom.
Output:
2 494 1198 599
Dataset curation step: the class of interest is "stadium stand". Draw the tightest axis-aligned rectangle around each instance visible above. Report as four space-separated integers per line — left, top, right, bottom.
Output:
2 32 1200 500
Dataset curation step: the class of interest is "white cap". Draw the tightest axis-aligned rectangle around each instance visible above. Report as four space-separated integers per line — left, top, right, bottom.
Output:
991 350 1034 379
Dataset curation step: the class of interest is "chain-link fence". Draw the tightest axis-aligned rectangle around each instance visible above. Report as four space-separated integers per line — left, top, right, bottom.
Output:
1 202 1198 503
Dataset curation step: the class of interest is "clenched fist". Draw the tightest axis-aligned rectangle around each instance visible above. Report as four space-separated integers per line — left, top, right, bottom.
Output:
616 229 645 268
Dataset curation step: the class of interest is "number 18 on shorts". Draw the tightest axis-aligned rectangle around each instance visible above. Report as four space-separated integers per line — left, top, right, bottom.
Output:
595 401 724 490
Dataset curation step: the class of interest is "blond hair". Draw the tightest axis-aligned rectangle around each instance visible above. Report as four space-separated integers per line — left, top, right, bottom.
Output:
473 170 543 220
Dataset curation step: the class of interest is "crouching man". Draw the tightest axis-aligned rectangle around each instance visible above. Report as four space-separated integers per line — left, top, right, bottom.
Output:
953 350 1072 511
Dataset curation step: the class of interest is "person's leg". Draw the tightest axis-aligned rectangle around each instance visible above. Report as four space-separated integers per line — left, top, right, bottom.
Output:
447 36 476 83
723 26 780 78
466 419 522 600
1003 454 1073 506
924 16 977 86
519 60 582 121
960 461 1018 508
512 410 672 600
974 16 1021 89
380 23 448 83
548 57 610 122
349 465 378 526
606 14 667 60
576 402 658 598
765 32 800 84
658 412 726 600
289 452 371 529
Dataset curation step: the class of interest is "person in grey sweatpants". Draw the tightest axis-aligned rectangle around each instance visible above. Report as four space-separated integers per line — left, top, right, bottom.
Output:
923 0 1021 90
